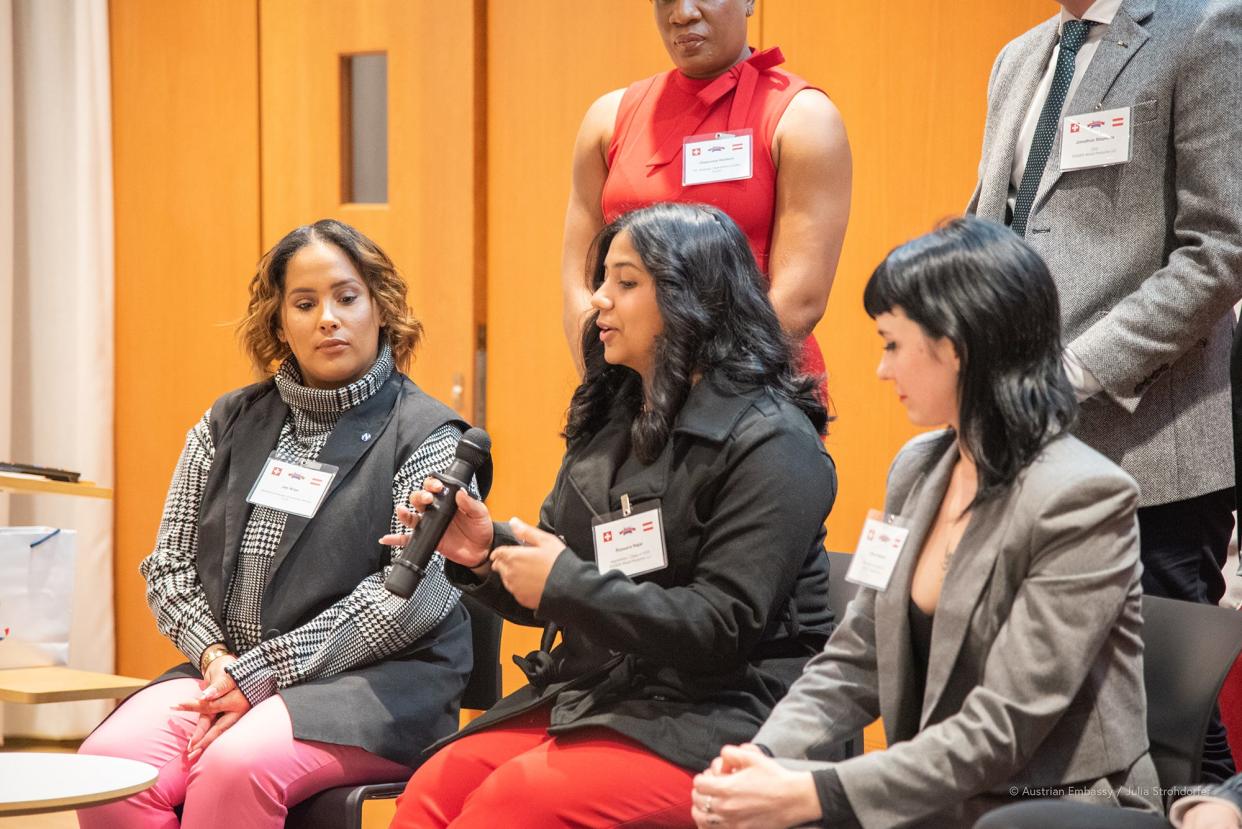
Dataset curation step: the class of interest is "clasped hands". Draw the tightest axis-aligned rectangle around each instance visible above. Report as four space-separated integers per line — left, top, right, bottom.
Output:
692 744 822 829
172 654 251 762
380 476 565 611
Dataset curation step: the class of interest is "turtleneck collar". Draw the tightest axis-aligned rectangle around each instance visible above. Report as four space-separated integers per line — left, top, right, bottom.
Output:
274 341 394 437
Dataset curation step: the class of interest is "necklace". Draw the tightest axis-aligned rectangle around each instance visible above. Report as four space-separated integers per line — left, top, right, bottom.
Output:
942 541 960 574
940 495 972 575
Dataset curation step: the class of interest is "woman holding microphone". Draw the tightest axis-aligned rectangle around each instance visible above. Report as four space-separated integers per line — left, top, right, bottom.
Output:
690 218 1160 828
561 0 851 377
389 203 838 827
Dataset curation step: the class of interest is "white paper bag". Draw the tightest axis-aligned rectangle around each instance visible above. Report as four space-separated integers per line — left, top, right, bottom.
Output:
0 527 77 669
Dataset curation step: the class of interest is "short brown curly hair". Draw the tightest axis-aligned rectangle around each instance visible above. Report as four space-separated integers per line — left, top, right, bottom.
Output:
238 219 422 374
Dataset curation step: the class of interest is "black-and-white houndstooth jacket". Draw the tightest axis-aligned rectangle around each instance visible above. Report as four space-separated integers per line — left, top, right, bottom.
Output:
140 344 477 707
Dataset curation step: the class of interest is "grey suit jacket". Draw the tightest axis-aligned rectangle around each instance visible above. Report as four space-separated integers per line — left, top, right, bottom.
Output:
755 432 1158 828
967 0 1242 507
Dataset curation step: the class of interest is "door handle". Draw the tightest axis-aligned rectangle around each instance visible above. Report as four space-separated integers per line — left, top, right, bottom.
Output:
451 372 465 413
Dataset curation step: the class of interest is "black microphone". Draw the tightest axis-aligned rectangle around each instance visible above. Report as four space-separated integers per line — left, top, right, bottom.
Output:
385 427 491 599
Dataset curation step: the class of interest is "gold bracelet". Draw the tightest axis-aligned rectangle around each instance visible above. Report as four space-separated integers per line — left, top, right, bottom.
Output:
199 644 230 675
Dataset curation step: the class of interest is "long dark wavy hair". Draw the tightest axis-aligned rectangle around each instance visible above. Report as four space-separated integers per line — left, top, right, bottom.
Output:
863 216 1076 505
564 202 828 462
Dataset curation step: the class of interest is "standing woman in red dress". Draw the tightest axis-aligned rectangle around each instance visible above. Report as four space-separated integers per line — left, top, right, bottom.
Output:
561 0 852 379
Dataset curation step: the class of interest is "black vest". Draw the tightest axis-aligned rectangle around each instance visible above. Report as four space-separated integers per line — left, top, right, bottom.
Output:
154 371 487 765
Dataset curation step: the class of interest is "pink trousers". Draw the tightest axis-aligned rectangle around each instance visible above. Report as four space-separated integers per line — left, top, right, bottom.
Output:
76 678 411 829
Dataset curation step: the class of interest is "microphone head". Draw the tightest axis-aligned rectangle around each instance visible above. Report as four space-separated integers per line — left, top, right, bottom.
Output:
455 427 491 469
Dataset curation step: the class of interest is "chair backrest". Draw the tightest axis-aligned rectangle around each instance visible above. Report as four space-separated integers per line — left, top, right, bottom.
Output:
816 551 863 759
1142 594 1242 791
459 593 503 711
824 550 859 625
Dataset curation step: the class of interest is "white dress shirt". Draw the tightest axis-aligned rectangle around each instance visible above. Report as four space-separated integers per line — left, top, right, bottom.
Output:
1009 0 1123 402
1008 0 1124 201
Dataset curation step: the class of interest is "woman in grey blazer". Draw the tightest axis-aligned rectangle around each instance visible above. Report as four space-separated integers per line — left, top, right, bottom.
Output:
691 217 1161 828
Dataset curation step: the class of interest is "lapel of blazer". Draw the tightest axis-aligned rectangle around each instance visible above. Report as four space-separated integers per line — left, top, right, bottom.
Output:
1032 0 1154 214
876 442 956 743
263 375 402 590
976 19 1058 222
223 388 288 597
919 481 1019 727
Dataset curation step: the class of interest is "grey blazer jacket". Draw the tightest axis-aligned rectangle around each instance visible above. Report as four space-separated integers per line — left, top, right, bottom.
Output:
754 432 1158 828
967 0 1242 507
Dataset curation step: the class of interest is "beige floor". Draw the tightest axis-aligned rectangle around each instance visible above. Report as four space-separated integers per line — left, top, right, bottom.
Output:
0 810 76 828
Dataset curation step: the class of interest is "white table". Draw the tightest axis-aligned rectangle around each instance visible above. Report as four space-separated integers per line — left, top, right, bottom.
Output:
0 752 157 816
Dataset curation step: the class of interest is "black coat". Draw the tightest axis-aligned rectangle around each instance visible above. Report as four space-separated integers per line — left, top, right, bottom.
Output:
442 377 837 770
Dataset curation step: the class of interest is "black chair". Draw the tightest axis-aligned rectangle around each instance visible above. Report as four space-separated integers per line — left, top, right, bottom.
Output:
285 594 504 829
972 597 1242 828
823 551 863 759
1232 317 1242 552
825 550 860 623
1141 594 1242 800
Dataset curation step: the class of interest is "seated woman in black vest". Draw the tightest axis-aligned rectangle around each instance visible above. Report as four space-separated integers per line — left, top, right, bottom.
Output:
385 202 837 828
78 219 486 829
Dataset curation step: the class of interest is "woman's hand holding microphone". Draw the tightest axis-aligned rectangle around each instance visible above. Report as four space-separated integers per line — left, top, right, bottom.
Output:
382 477 567 611
383 476 494 575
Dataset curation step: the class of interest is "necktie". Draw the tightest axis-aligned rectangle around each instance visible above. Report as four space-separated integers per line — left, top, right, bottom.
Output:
1011 19 1098 237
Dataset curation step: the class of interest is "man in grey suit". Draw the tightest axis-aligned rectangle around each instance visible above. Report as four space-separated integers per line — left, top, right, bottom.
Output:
968 0 1242 780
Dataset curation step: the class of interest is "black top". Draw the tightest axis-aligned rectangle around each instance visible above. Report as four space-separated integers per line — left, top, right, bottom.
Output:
909 599 935 716
441 375 838 770
811 601 936 827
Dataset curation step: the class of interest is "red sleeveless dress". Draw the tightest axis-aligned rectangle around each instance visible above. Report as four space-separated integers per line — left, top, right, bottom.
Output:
601 46 826 379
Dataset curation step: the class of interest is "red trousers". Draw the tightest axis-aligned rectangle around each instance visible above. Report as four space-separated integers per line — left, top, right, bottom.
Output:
390 707 695 828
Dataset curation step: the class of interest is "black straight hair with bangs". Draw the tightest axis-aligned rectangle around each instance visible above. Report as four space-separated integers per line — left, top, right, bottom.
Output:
863 216 1076 505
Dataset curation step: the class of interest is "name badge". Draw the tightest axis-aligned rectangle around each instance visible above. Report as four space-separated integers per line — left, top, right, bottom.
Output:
591 495 668 578
1060 106 1131 171
246 453 338 519
682 129 754 186
845 509 910 592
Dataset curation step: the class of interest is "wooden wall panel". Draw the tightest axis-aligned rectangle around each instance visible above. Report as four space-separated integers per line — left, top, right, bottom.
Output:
484 1 673 690
761 1 1055 554
111 0 260 679
258 0 482 419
